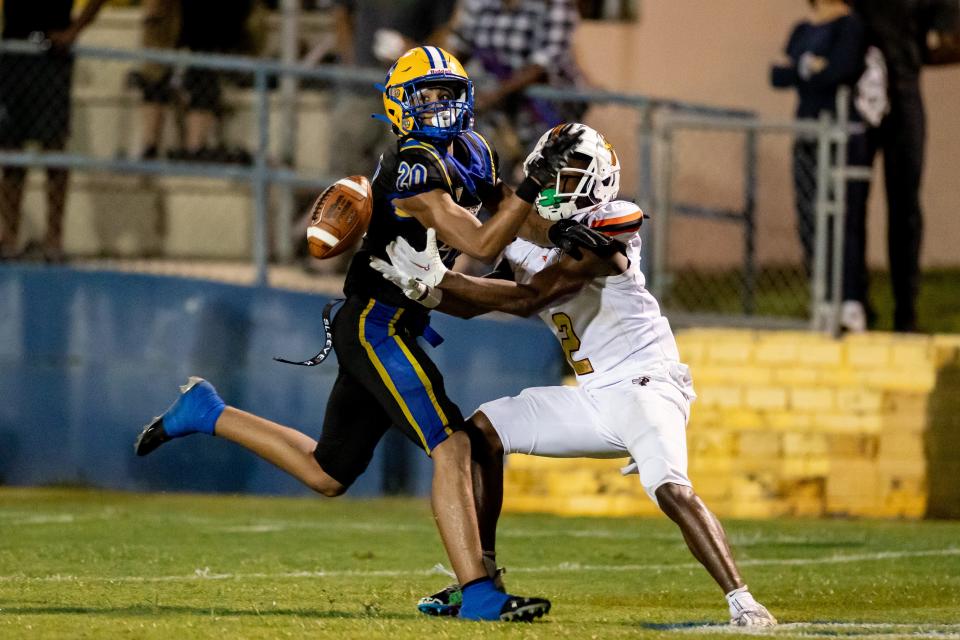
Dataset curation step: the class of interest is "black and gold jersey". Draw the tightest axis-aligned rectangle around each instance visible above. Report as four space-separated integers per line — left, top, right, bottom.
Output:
343 130 500 310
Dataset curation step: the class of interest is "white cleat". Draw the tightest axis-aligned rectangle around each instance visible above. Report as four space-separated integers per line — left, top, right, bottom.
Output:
730 602 777 627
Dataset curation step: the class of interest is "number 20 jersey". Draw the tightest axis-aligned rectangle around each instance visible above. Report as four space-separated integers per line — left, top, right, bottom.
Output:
501 200 684 389
343 131 499 311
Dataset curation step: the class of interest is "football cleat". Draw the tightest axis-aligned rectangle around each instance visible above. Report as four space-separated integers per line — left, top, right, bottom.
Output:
134 377 225 456
730 602 777 627
417 567 505 617
457 577 549 622
495 596 551 622
417 583 462 617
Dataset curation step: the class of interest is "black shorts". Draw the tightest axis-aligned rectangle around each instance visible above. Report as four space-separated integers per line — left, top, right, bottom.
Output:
313 296 464 487
0 53 74 148
182 66 222 112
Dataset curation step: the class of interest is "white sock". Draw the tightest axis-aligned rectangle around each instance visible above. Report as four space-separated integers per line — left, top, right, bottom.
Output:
725 585 759 616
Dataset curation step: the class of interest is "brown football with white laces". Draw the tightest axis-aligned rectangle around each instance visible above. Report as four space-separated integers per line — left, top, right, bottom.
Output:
306 175 373 259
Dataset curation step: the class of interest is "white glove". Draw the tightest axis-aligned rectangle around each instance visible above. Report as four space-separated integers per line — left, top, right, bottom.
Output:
370 256 443 308
386 227 448 288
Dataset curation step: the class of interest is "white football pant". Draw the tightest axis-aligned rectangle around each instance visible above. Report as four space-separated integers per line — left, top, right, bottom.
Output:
478 364 696 504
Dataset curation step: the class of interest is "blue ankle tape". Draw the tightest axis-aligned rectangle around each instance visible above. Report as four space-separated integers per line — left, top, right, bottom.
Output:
197 400 225 435
459 578 509 621
165 381 225 437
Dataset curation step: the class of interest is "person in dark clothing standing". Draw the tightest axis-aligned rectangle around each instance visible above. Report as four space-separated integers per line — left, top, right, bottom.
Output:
851 0 957 332
771 0 871 332
176 0 257 158
0 0 109 262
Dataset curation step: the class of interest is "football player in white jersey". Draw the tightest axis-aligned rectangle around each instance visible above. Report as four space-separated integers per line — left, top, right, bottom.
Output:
370 124 776 627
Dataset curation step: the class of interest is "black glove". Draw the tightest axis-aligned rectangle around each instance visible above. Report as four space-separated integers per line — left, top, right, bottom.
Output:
515 124 585 203
548 218 627 260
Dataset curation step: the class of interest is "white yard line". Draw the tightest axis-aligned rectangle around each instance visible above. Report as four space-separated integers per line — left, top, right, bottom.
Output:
0 510 875 546
0 547 956 584
0 514 76 525
659 621 960 639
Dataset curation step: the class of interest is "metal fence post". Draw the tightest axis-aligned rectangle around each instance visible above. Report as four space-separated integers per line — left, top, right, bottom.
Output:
275 0 300 263
742 129 758 315
651 113 673 300
828 87 852 337
811 112 832 330
637 103 654 282
253 68 271 287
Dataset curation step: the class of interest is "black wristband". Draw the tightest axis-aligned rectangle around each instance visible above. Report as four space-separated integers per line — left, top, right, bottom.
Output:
514 177 541 204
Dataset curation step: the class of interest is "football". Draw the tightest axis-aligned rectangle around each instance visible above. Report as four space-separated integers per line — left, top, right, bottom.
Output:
306 175 373 259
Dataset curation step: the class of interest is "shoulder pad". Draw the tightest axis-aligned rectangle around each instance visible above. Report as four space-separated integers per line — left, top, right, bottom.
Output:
460 130 499 182
393 140 453 194
582 201 644 242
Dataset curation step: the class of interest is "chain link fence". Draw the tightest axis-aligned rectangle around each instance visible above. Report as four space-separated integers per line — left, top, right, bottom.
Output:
651 102 863 333
0 36 861 330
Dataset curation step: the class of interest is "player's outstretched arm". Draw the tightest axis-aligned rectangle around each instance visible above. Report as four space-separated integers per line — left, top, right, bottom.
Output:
441 246 627 317
371 224 627 317
392 188 535 263
368 250 486 318
392 125 584 262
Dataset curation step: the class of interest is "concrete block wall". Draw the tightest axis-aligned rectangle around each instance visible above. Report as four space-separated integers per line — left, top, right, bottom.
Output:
503 330 960 520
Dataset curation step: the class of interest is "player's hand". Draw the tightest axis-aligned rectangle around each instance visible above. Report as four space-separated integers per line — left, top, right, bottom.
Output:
369 256 442 308
525 124 585 187
385 228 448 288
548 219 627 260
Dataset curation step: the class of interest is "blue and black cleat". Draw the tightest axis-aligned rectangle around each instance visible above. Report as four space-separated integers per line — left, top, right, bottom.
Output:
494 595 551 622
455 577 551 622
134 377 225 456
418 583 463 617
418 567 508 617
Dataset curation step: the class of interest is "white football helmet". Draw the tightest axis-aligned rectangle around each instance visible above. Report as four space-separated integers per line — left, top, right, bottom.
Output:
523 123 621 220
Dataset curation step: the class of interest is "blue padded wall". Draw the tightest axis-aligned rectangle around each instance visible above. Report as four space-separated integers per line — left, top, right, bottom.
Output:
0 266 562 497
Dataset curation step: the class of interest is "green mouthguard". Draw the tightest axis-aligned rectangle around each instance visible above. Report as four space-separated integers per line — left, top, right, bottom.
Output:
538 187 562 206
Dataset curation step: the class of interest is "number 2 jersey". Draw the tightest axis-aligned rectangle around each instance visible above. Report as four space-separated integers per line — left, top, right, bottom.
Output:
343 131 500 312
500 200 693 393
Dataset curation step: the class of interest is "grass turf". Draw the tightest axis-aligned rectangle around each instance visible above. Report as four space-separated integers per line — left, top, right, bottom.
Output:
1 488 958 639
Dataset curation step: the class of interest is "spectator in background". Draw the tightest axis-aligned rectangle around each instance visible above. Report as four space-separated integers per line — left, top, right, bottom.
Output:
851 0 959 332
325 0 457 177
173 0 260 161
771 0 872 333
138 0 181 160
451 0 585 181
0 0 109 262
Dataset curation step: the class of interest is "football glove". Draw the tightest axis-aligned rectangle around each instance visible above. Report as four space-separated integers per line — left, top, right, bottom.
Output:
385 228 448 288
515 124 585 203
547 218 627 260
370 256 443 308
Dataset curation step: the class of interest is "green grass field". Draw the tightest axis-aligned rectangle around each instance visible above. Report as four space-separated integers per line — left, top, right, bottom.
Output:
1 488 959 639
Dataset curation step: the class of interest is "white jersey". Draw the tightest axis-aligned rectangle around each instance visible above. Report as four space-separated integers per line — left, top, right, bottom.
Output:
502 200 688 391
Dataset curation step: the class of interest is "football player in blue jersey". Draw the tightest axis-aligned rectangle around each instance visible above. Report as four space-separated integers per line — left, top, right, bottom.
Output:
134 46 592 622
